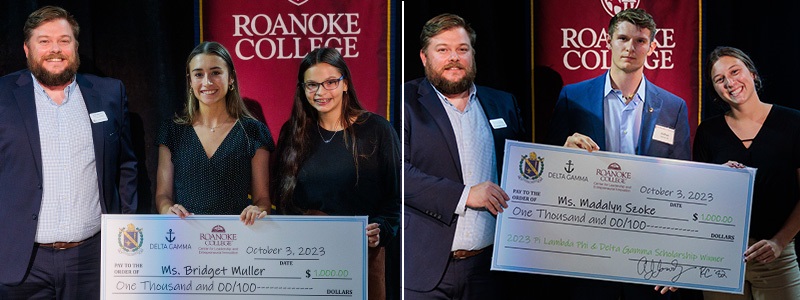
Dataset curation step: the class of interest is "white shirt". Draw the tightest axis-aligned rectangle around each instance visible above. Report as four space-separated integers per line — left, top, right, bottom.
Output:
603 73 646 154
33 75 102 243
432 84 497 251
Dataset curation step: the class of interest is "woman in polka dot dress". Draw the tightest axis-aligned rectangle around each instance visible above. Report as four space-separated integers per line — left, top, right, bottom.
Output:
155 41 274 225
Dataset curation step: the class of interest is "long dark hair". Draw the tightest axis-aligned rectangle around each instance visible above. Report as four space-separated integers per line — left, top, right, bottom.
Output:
275 48 366 214
176 41 254 124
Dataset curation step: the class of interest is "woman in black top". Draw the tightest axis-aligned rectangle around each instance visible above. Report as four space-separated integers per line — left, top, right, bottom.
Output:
273 48 400 300
156 41 274 225
694 46 800 299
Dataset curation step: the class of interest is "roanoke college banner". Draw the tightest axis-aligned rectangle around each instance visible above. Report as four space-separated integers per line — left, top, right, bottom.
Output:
197 0 392 139
535 0 701 136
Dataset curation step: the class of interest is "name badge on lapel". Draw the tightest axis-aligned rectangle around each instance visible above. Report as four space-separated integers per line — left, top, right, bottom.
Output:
489 118 507 129
90 111 108 123
652 125 675 145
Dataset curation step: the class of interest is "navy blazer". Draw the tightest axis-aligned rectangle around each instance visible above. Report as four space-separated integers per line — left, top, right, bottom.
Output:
546 72 691 160
403 77 525 292
0 70 138 285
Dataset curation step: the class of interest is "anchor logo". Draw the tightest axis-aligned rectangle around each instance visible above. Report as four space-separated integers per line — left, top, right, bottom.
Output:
165 229 176 243
565 160 575 173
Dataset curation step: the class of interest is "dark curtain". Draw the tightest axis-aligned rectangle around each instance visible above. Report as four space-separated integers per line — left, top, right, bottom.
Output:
402 1 534 141
0 0 196 214
701 1 800 118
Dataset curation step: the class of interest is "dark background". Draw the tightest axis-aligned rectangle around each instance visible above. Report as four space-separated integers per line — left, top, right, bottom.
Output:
403 1 800 142
0 1 401 299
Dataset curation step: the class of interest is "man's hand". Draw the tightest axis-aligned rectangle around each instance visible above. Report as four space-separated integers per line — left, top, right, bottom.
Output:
565 132 600 152
466 181 509 215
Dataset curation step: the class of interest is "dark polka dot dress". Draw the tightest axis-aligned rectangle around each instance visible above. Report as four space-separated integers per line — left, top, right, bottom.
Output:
157 117 274 214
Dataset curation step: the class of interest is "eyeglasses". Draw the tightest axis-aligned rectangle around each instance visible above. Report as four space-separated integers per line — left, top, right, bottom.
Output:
302 75 344 93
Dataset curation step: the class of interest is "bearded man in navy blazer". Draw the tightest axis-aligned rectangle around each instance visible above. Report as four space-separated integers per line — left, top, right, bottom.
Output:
404 13 526 299
0 6 137 299
546 8 690 300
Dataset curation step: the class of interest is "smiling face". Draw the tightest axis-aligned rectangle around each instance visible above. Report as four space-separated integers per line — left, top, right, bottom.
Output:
304 62 347 118
607 21 656 74
711 55 758 106
188 53 233 108
24 18 80 87
420 27 476 95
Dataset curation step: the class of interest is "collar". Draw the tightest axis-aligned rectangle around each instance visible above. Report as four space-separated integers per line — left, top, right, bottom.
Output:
604 72 646 104
430 82 478 109
31 73 78 98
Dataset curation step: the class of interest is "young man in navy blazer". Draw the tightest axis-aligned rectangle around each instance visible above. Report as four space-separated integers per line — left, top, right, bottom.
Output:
546 8 690 299
0 6 137 299
404 13 526 299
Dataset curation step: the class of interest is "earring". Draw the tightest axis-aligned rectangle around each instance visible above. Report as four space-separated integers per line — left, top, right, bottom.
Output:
229 85 235 91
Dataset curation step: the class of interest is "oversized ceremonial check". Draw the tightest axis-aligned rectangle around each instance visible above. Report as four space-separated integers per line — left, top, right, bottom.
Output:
492 141 756 294
101 215 367 299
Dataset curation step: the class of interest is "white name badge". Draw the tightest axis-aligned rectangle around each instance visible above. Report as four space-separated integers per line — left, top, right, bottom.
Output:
652 125 675 145
490 118 507 129
90 111 109 123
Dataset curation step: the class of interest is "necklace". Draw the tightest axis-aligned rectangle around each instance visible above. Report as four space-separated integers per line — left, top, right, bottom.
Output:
317 124 340 143
200 116 232 133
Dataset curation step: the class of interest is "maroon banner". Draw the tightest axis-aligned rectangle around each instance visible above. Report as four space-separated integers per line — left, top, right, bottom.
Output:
535 0 700 136
201 0 391 139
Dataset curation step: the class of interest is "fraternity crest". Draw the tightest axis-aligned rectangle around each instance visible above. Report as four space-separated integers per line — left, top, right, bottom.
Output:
519 152 545 183
118 223 144 255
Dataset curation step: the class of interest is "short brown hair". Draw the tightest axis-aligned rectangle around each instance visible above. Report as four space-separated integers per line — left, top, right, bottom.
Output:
608 8 656 42
24 6 80 44
419 13 476 52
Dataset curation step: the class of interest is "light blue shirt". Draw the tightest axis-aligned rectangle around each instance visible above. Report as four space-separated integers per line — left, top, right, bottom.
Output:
33 75 102 243
603 73 645 154
432 84 497 251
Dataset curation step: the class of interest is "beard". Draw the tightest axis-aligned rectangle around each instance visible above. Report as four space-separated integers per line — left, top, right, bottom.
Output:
28 53 80 87
425 60 477 95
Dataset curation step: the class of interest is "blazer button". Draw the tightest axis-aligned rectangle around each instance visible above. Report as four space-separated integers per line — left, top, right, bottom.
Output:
38 184 42 189
32 214 38 220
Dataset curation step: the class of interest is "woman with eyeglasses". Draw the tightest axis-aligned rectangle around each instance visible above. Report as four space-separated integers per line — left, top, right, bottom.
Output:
273 47 400 300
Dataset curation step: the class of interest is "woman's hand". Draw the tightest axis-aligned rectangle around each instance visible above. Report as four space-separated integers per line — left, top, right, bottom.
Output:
240 205 268 226
366 223 381 248
168 203 192 218
745 239 783 264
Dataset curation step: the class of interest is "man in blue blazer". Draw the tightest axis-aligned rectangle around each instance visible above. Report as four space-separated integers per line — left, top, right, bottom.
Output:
548 74 691 159
0 6 137 299
546 8 690 299
404 14 526 299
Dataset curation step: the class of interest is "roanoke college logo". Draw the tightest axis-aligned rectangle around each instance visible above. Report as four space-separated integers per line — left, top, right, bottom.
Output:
118 223 144 255
601 0 640 17
519 152 545 183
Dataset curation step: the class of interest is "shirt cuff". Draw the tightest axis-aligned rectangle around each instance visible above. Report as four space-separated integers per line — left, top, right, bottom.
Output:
454 185 470 215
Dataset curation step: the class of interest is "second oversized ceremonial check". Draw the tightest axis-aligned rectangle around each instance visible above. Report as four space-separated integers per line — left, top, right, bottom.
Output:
101 215 367 299
492 141 756 294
